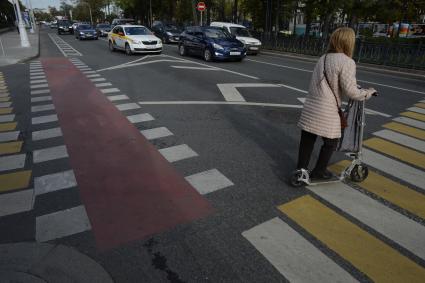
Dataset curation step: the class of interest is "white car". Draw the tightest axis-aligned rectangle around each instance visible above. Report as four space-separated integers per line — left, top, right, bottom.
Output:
108 25 162 55
210 22 261 55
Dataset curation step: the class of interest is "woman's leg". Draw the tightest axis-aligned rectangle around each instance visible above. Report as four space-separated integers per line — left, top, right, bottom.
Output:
296 130 317 170
312 136 339 176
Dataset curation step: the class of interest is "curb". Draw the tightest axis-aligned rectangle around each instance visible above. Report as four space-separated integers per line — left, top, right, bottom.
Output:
262 49 425 78
0 242 114 283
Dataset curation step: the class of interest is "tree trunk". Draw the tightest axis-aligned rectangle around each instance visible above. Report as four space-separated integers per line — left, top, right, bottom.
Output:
192 0 198 25
233 0 238 23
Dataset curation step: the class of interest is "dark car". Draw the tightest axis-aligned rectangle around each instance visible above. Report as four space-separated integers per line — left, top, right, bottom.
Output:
178 26 246 62
96 23 111 37
75 24 98 40
152 21 182 43
57 20 72 34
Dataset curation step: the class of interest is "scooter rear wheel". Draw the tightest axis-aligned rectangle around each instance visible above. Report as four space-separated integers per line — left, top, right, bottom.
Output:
290 171 304 187
350 164 369 182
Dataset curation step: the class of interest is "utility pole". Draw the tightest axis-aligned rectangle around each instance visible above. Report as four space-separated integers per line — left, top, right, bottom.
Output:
14 0 30 47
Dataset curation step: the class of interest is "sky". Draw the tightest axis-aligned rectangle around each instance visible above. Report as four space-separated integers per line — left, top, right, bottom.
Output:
30 0 61 10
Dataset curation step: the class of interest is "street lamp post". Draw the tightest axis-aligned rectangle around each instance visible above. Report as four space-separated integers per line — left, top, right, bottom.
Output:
14 0 30 47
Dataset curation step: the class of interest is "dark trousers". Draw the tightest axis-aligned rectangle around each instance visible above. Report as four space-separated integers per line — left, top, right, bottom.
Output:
296 130 339 174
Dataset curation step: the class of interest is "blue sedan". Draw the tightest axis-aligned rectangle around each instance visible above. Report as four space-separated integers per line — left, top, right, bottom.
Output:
75 24 98 40
178 26 246 62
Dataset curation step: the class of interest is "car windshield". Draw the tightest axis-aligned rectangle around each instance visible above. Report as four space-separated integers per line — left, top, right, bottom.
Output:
165 25 180 32
97 24 110 28
124 27 152 35
203 28 231 39
79 25 92 30
229 27 252 37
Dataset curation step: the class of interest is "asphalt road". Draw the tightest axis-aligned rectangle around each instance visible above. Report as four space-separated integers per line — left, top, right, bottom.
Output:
1 26 425 283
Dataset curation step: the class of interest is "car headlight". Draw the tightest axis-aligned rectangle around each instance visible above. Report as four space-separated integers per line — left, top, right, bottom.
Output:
213 43 224 50
166 32 172 36
80 32 84 35
239 39 246 44
158 39 162 44
129 39 141 44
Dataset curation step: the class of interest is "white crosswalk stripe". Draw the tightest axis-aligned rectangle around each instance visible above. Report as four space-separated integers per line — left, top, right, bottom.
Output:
185 169 233 195
127 113 154 123
374 129 425 152
34 170 77 196
33 145 68 163
141 127 173 140
393 117 425 130
159 144 198 162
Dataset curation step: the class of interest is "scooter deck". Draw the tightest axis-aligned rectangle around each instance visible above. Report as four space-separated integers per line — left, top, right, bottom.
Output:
307 177 342 186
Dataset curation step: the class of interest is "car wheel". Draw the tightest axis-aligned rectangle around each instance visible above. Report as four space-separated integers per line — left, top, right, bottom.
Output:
95 37 98 40
125 43 132 55
109 41 115 52
179 44 186 56
203 49 212 62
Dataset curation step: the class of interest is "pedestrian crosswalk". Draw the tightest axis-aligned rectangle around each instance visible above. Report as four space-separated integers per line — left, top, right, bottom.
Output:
244 98 425 282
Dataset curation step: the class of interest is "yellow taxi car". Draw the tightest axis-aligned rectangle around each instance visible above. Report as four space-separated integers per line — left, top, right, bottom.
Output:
108 25 162 55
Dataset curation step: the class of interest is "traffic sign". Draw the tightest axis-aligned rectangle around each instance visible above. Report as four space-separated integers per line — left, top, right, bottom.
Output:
197 2 206 11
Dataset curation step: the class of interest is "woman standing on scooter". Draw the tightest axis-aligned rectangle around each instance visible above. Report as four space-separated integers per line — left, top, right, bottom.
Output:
295 27 376 181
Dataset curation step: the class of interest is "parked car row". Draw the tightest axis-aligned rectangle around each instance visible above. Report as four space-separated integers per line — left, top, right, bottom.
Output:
55 19 262 62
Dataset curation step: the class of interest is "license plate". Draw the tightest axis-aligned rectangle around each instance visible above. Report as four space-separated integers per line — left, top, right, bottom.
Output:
174 37 179 40
86 34 93 37
249 47 258 50
230 51 241 55
146 45 156 49
64 28 69 31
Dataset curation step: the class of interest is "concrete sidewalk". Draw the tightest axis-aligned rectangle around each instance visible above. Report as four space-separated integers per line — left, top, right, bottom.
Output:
0 29 39 67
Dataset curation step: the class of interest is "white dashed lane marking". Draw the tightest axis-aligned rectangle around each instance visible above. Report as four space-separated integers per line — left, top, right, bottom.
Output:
32 114 58 125
185 169 234 195
127 113 154 123
141 127 173 140
159 144 198 163
33 145 69 163
34 170 77 196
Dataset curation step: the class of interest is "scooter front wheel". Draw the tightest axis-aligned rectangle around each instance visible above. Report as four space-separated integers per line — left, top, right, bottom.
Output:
350 164 369 182
290 171 304 187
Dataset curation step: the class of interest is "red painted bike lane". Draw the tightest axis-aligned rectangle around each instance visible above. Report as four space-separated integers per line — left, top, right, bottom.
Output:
42 58 213 251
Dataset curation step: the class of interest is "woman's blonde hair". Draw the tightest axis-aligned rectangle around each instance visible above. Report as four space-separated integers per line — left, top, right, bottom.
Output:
327 27 356 58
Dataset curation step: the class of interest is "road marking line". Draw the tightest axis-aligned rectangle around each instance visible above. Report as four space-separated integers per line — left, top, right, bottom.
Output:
393 117 425 130
242 217 358 283
90 78 105 82
276 83 309 94
48 33 83 57
0 170 31 193
309 182 425 259
364 137 425 169
32 127 63 141
95 82 112 87
78 68 92 71
87 74 101 78
0 108 12 114
30 84 49 89
170 65 219 71
0 97 10 102
358 80 425 95
107 94 129 102
279 195 425 282
34 170 77 196
141 127 173 140
31 89 50 95
415 102 425 108
0 141 22 155
31 96 52 103
374 129 425 152
31 104 55 113
330 160 425 220
0 131 19 142
185 169 234 195
32 114 58 125
0 93 9 98
383 122 425 140
217 83 280 102
100 88 120 94
126 113 154 123
408 107 425 115
137 101 303 108
33 145 68 163
361 148 425 191
0 154 26 172
0 102 11 108
30 75 46 80
115 102 140 111
246 58 313 72
29 72 44 76
0 188 34 217
159 144 198 163
401 111 425 122
30 79 47 84
36 205 91 242
83 71 96 74
0 122 17 132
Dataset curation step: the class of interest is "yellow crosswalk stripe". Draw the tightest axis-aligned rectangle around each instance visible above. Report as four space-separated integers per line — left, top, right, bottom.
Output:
415 103 425 109
0 122 17 132
0 108 12 114
0 141 23 155
330 160 425 219
0 170 32 193
383 122 425 140
278 195 425 283
401 111 425 122
0 97 10 102
364 137 425 169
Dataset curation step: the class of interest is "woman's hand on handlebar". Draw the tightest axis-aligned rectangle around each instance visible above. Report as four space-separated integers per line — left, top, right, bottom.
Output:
367 87 378 97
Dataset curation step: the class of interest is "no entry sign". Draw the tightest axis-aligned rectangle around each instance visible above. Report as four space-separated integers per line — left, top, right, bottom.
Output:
197 2 206 11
